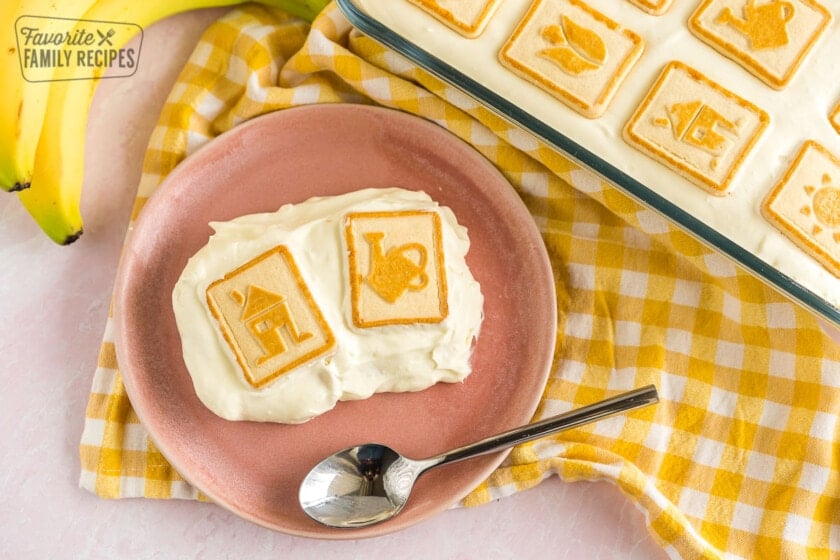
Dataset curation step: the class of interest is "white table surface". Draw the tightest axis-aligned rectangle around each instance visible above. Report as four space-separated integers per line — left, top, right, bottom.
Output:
0 9 747 559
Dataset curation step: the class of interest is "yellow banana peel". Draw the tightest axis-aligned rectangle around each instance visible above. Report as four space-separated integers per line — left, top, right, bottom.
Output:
10 0 330 244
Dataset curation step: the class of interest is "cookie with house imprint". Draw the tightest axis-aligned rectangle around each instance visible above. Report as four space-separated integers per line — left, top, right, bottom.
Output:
206 246 336 389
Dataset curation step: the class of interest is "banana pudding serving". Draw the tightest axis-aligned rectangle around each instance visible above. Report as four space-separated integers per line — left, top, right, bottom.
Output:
172 188 484 424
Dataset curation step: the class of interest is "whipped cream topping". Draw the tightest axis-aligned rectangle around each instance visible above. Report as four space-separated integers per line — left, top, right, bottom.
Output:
172 188 484 423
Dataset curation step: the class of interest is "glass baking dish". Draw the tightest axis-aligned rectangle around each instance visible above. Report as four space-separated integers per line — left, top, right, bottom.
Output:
336 0 840 328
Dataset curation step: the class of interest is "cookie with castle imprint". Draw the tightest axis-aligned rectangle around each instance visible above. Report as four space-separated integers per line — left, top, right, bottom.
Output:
689 0 832 90
762 141 840 278
623 61 770 195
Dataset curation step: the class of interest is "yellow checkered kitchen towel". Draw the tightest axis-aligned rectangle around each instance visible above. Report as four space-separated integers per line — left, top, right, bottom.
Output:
79 3 840 558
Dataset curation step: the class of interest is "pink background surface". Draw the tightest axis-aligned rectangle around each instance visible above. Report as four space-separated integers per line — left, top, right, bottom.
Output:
0 9 690 559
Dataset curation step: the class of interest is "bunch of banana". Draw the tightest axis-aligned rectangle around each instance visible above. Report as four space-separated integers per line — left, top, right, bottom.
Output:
1 0 330 244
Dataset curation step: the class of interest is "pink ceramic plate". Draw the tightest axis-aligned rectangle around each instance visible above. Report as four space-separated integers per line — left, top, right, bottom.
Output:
114 104 557 538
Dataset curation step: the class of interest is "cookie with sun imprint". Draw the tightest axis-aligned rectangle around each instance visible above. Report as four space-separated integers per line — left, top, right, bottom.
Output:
762 141 840 278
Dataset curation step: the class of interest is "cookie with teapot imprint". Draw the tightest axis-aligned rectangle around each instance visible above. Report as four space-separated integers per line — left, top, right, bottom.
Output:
689 0 832 89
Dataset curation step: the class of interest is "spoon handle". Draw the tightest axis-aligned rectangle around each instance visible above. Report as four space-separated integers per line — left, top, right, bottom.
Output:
429 384 659 468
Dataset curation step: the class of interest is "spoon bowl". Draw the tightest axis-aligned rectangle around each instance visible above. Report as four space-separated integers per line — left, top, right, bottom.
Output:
298 444 418 528
299 385 659 528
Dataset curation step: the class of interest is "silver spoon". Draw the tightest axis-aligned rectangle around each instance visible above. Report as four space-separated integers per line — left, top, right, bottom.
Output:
299 384 658 528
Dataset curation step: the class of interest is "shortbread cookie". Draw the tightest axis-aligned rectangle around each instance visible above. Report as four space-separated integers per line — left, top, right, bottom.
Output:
407 0 501 38
623 61 770 195
831 100 840 135
345 210 448 328
762 141 840 277
689 0 832 90
626 0 674 16
499 0 644 119
206 246 335 388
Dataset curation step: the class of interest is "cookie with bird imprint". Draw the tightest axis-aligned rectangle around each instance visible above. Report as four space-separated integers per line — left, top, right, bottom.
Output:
623 61 770 195
345 210 448 328
762 141 840 278
406 0 502 38
206 245 335 388
498 0 644 119
689 0 832 90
